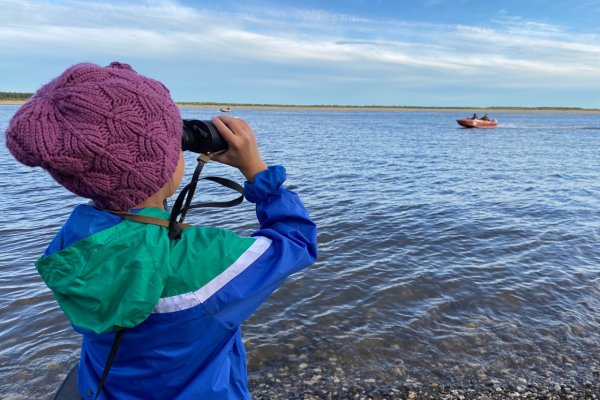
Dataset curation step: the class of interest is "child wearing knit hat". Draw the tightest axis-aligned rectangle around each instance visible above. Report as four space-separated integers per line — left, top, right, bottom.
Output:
5 62 317 399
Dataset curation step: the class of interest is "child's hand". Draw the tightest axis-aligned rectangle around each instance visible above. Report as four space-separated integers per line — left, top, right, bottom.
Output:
210 116 268 182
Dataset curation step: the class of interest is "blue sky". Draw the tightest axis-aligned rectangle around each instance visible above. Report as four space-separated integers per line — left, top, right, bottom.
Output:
2 0 600 107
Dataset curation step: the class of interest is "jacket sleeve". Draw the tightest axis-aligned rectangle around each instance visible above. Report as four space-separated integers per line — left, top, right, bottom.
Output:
203 166 318 328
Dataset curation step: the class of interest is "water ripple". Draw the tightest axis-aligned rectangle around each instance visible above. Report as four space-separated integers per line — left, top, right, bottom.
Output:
2 107 600 394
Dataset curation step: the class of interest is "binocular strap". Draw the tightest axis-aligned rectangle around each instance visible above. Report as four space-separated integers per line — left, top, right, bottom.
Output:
168 154 244 240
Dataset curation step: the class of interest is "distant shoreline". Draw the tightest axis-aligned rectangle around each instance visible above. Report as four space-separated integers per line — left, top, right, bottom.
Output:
2 100 600 114
178 104 600 114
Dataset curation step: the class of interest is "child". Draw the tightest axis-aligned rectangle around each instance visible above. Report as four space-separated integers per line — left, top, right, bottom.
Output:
5 62 317 399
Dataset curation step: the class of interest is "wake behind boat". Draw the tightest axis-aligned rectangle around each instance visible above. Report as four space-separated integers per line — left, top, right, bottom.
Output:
457 114 497 128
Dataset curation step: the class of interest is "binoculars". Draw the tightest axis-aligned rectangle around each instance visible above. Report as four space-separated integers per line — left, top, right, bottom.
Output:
182 119 228 154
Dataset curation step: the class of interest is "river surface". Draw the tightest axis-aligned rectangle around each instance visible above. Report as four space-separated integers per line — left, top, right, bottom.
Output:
1 105 599 397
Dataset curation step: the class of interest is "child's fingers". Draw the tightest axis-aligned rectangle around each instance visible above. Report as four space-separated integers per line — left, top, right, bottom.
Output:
216 117 252 137
211 116 237 144
212 116 257 151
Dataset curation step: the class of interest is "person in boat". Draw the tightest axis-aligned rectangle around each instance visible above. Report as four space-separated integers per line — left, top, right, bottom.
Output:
471 113 478 119
5 62 317 399
481 113 490 121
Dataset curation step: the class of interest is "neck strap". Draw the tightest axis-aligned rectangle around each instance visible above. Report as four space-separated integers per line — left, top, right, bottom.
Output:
167 154 244 240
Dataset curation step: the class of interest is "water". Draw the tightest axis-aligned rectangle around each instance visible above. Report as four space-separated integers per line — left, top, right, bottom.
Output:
1 105 599 397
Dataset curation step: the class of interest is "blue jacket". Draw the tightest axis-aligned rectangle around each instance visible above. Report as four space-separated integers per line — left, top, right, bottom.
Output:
38 166 317 399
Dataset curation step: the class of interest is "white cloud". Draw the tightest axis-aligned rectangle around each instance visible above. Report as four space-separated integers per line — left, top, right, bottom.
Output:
2 0 600 103
3 1 599 68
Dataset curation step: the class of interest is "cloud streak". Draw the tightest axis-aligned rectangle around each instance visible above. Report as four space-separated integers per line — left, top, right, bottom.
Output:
2 0 600 105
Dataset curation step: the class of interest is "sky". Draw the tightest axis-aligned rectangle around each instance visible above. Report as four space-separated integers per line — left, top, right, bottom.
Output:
2 0 600 108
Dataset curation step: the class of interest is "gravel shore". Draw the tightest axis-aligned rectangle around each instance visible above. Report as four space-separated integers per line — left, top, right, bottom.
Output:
250 378 600 400
249 359 600 400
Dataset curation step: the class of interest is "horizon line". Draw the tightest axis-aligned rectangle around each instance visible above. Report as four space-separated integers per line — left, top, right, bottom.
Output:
1 93 598 111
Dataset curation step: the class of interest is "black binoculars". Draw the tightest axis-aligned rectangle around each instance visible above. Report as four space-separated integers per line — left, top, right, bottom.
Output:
182 119 228 154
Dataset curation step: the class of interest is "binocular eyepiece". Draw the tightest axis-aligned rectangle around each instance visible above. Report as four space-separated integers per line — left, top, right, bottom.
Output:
182 119 228 154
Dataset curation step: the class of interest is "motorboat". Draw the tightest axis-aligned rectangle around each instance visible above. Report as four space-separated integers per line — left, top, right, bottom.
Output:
456 117 497 128
219 106 232 112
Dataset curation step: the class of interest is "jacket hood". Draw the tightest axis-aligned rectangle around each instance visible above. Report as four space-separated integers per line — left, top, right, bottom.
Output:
36 208 173 333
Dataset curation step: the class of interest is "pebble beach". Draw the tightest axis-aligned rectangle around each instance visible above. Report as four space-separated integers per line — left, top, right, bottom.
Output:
249 368 600 400
250 383 600 400
246 346 600 399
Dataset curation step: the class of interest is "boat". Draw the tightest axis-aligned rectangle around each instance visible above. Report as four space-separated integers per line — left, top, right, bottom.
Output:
219 106 232 112
456 117 497 128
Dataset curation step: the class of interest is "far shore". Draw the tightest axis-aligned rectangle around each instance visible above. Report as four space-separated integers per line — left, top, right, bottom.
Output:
177 103 600 114
2 99 600 114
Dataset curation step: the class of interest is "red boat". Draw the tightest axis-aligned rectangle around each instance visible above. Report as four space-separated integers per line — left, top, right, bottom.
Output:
456 117 497 128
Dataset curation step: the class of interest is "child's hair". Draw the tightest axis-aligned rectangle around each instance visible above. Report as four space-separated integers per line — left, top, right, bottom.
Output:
5 62 182 211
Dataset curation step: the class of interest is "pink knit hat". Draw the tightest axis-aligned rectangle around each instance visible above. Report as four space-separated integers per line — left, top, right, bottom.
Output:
5 62 182 211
